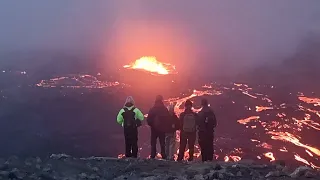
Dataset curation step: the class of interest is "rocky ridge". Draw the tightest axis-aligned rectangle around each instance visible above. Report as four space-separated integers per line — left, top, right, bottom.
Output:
0 154 319 180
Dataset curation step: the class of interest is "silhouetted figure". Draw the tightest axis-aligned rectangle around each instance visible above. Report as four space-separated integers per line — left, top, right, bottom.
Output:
165 103 180 160
117 96 144 158
177 100 198 162
147 95 171 159
198 98 217 162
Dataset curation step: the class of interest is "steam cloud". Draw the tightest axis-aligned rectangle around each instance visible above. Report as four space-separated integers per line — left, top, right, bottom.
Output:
0 0 319 75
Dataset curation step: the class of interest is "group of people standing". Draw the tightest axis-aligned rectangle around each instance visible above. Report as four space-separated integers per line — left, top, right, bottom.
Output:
116 95 217 162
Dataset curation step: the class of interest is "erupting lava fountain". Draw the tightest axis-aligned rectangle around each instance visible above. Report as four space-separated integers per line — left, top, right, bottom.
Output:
123 56 177 75
121 56 179 94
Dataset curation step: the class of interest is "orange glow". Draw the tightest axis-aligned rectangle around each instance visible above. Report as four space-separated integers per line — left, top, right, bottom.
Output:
124 56 176 75
223 155 241 162
230 155 241 162
294 154 310 165
257 142 272 150
224 156 229 162
299 96 320 107
118 154 125 159
264 152 275 162
306 150 314 157
36 74 120 88
237 116 260 125
279 147 288 152
268 131 320 156
256 106 273 112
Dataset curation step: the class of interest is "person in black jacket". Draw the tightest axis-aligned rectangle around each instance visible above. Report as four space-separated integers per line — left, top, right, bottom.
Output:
147 95 171 159
177 99 198 162
197 98 217 162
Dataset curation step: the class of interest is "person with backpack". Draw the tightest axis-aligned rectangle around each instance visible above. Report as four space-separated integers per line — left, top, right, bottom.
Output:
116 96 144 158
147 95 171 159
165 103 180 160
197 98 217 162
177 99 198 162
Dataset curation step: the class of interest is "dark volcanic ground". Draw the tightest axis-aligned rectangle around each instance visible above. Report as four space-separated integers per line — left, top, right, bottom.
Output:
1 155 320 180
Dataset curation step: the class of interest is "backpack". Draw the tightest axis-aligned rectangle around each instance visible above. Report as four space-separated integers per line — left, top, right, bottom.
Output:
183 113 196 132
122 107 136 128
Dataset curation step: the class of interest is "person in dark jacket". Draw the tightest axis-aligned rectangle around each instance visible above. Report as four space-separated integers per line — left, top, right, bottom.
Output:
177 99 198 162
116 96 144 158
197 98 217 161
147 95 171 159
165 103 179 160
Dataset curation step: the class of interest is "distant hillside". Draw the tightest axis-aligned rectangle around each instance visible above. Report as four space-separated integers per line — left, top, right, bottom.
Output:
281 33 320 75
236 33 320 92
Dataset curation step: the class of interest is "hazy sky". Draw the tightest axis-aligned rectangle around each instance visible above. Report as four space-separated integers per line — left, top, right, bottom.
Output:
0 0 319 72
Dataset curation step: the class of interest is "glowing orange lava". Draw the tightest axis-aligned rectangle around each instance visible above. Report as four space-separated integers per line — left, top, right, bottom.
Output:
113 81 320 167
299 96 320 107
264 152 275 162
123 56 175 75
294 154 310 166
237 116 260 125
36 74 120 88
256 106 273 112
268 131 320 156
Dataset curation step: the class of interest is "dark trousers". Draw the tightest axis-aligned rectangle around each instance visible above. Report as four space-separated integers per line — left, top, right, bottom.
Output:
150 129 166 159
198 131 214 162
177 131 196 161
124 127 138 158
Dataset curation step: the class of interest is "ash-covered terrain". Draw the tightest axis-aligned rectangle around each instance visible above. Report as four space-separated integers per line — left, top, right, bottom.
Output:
0 155 320 180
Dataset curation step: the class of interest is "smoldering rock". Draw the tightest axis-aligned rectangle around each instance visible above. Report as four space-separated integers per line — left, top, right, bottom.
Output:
50 154 71 160
304 171 317 178
212 164 222 171
273 160 286 167
265 170 288 178
236 171 242 177
290 166 312 178
0 155 319 180
194 174 204 180
0 171 9 177
0 164 9 171
140 172 154 177
36 157 42 164
186 163 211 175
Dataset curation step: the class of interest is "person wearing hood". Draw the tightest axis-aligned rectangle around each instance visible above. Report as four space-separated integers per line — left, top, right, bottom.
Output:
147 95 171 159
165 103 180 160
117 96 144 158
197 98 217 162
177 99 198 162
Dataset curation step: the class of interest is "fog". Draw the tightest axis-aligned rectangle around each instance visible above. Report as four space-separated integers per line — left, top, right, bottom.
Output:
0 0 319 74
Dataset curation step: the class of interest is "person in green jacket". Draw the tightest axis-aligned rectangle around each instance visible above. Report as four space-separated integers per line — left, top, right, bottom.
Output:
117 96 144 158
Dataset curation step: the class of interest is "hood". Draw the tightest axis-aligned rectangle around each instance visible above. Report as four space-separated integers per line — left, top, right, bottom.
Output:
124 96 135 107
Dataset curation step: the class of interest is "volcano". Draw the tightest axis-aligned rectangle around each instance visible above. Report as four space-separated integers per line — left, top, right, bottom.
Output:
120 56 179 95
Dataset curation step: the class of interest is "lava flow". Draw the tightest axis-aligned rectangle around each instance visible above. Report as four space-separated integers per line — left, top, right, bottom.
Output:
36 74 121 89
35 72 320 168
143 82 320 168
123 56 176 75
